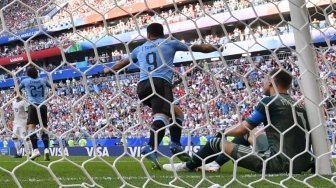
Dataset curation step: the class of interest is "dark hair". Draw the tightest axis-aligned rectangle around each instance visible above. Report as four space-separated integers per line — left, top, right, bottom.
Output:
147 23 164 38
269 68 292 89
27 67 38 79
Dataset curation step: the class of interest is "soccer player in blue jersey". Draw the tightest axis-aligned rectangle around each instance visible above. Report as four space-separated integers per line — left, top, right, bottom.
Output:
106 23 219 169
19 67 51 161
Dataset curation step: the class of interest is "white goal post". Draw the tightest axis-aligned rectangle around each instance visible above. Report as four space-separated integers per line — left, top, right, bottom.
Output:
288 0 331 175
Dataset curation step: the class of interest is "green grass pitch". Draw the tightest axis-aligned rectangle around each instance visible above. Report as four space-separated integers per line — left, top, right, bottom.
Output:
0 156 334 188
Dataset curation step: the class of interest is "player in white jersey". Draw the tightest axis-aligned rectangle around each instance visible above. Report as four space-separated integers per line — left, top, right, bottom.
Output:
12 94 31 158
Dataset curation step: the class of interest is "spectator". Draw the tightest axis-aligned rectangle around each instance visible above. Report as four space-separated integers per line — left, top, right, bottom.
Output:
312 18 320 28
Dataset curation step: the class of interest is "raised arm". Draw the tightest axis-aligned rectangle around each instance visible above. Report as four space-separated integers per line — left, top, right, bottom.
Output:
111 58 131 71
225 100 266 137
104 58 130 74
191 44 218 53
105 47 139 74
224 120 254 137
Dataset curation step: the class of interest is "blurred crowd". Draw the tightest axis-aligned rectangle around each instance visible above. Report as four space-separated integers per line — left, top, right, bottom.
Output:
46 0 154 30
45 0 280 31
0 0 335 142
1 18 334 59
0 50 335 141
0 0 143 33
46 0 284 41
1 0 335 59
0 0 285 57
1 0 58 32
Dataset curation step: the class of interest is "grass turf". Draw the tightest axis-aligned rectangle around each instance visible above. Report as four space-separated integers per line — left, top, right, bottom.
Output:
0 156 334 188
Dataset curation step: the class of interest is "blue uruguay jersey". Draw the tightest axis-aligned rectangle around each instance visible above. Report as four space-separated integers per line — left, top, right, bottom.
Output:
19 78 51 104
131 38 189 83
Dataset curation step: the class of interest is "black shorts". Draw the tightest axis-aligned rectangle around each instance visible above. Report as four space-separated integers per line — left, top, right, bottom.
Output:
137 78 173 117
27 104 48 127
230 133 312 174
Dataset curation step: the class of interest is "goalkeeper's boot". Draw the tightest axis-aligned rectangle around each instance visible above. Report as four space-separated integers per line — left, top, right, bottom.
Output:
30 149 41 161
162 162 189 172
141 145 161 170
197 161 221 172
170 142 191 162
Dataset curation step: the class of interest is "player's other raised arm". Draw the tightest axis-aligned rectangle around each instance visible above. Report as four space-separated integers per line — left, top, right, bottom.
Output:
111 58 131 71
103 58 130 74
224 121 253 137
105 48 139 74
225 101 266 137
191 44 219 53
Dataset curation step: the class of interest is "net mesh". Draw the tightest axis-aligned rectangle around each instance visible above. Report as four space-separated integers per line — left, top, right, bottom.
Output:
0 0 335 187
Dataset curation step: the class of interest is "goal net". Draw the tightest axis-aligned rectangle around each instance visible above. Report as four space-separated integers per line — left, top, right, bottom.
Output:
0 0 335 187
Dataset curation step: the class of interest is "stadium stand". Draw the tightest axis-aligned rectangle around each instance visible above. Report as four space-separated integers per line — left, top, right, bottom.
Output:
0 50 335 145
0 0 334 147
0 1 336 187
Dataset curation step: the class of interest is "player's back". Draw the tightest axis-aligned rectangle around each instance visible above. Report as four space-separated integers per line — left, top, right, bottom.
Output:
133 38 188 83
263 94 311 172
12 100 28 123
20 78 50 104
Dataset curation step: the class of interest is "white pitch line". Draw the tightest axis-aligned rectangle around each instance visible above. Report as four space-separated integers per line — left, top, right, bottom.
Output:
0 173 315 183
0 160 136 163
0 174 328 187
0 175 220 183
0 176 173 183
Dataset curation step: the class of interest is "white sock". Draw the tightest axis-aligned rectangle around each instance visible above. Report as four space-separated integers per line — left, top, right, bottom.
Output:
24 140 32 155
14 139 21 155
210 161 220 166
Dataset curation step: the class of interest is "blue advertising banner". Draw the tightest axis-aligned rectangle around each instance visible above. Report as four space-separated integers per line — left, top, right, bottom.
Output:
0 28 47 45
0 137 203 148
5 145 336 157
0 148 10 155
8 145 203 157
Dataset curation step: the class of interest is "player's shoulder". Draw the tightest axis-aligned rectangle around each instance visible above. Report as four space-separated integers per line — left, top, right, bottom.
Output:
165 39 181 45
165 39 189 50
259 96 275 105
133 45 141 50
37 77 48 83
21 77 30 84
131 45 141 54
